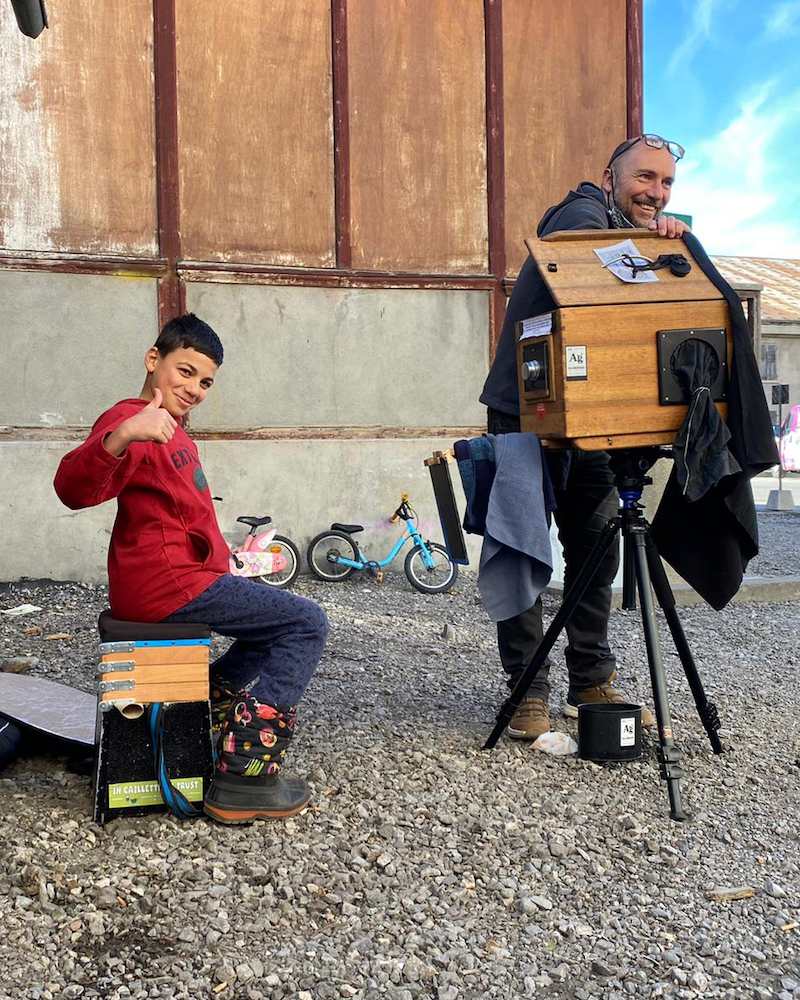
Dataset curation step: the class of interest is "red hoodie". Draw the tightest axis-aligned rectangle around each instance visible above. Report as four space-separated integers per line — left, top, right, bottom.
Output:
54 399 230 621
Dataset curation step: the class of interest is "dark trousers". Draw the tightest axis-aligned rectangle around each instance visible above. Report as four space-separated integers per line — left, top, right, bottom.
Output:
163 574 329 709
487 409 619 698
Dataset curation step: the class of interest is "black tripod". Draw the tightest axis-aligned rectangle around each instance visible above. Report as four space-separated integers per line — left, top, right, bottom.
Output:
484 449 724 821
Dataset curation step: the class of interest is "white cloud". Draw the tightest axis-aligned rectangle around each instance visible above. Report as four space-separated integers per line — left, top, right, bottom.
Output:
667 0 727 75
665 81 800 257
763 1 800 40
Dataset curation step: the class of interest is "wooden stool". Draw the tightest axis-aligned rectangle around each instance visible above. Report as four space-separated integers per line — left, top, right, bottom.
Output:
92 611 214 825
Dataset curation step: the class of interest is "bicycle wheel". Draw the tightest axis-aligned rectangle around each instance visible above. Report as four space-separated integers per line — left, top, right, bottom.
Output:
307 531 358 582
253 535 301 589
404 542 459 594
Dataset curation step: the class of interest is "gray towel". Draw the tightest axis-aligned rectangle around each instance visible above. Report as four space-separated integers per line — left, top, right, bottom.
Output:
478 433 553 622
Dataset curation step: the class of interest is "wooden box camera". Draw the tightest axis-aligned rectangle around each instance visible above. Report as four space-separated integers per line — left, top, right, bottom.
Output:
516 230 733 450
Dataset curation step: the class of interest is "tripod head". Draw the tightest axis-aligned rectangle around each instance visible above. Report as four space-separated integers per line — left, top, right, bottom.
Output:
608 447 671 507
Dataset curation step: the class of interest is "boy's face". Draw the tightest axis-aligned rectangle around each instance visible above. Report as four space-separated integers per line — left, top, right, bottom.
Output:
143 346 218 419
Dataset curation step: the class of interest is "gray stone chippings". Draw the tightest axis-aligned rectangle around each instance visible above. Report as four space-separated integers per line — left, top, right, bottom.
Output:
0 506 798 999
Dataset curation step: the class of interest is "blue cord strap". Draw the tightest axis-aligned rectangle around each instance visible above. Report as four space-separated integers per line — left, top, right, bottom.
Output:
147 703 200 819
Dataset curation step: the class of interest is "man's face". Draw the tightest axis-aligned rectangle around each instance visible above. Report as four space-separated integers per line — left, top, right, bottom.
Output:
602 142 676 227
143 346 218 418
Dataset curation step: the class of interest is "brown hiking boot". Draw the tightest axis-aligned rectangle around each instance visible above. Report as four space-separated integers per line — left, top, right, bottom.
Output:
563 670 656 727
507 696 550 740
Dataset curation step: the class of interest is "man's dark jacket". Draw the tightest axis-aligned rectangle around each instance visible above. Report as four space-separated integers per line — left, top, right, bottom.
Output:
480 184 778 609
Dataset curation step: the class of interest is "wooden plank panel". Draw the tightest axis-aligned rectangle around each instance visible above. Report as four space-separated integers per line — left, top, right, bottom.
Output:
100 681 209 704
102 647 209 666
503 0 627 276
177 0 335 266
348 0 488 273
0 1 157 255
100 662 209 686
527 231 721 307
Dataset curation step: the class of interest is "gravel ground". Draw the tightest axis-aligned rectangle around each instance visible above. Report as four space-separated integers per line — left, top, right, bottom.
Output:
749 511 800 577
0 510 798 1000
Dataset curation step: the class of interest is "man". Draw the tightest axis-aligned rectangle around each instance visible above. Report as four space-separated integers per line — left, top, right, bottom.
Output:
480 134 690 740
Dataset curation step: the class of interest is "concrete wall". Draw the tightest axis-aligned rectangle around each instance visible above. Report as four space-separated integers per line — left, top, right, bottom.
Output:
1 270 491 585
0 270 158 427
185 282 489 429
1 437 482 585
0 267 685 594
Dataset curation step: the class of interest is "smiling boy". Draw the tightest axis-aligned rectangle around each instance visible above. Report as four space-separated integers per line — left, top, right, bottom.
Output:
55 314 328 823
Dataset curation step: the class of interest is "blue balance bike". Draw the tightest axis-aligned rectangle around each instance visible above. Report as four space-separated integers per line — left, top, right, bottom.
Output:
306 493 459 594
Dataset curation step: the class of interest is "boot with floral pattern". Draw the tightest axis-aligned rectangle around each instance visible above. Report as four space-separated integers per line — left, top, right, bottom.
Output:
203 692 310 823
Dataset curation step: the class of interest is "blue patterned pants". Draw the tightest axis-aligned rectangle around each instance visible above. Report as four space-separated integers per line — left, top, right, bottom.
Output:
163 574 328 708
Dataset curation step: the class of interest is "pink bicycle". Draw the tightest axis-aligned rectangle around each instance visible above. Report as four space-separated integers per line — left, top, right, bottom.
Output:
227 514 301 589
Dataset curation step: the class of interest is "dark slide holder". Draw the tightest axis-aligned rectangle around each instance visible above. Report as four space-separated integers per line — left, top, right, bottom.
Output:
425 452 469 565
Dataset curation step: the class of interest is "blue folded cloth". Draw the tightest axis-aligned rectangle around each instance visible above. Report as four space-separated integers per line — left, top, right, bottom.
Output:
454 437 495 535
478 433 553 622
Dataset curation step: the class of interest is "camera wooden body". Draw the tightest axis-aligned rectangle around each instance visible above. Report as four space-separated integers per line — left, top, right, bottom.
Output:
516 230 733 450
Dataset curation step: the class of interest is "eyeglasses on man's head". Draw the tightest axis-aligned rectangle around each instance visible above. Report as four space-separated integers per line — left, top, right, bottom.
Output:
607 134 686 168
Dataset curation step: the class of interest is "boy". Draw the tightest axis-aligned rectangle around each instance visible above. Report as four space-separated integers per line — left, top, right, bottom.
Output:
54 314 328 823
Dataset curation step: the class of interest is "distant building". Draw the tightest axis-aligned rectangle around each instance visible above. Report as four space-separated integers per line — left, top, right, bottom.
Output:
712 256 800 427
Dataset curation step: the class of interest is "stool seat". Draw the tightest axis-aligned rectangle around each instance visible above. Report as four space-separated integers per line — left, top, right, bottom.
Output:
98 610 210 643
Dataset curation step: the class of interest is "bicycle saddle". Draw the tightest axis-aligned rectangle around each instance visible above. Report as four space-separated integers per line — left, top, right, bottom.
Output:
331 523 364 534
237 516 272 528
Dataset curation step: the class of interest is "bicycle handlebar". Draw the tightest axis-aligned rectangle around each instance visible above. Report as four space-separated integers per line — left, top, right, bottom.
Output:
391 493 414 523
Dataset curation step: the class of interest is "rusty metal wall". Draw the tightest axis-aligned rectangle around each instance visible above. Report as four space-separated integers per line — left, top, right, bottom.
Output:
1 1 637 279
176 0 336 267
0 1 157 256
502 0 628 276
347 0 489 273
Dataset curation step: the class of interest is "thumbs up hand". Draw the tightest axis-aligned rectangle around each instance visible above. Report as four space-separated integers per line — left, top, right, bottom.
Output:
103 388 178 456
146 388 164 410
126 388 178 444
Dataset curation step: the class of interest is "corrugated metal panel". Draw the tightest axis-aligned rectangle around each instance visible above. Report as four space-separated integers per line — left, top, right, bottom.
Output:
712 256 800 322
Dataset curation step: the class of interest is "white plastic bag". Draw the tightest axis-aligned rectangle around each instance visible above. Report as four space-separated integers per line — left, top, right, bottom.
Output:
532 731 578 756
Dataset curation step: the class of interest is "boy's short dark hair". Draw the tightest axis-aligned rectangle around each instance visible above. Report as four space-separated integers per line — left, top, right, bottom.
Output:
155 313 224 366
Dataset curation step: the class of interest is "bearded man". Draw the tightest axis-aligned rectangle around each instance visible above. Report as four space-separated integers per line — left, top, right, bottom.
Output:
480 134 690 740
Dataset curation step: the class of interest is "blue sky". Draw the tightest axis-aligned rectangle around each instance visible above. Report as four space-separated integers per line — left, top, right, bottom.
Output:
644 0 800 258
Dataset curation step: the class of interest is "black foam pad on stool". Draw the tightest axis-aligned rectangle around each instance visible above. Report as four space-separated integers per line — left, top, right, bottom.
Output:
93 701 213 825
98 610 210 642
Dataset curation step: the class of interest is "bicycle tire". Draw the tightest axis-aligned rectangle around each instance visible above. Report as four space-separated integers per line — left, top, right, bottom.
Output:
253 535 301 589
404 542 459 594
307 531 358 582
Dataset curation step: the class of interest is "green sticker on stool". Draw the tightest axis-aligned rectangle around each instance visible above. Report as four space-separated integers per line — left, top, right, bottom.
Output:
108 777 204 809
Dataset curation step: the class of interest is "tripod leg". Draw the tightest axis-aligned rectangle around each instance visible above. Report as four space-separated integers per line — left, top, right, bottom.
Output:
622 530 638 610
484 517 620 749
644 535 724 755
630 530 687 822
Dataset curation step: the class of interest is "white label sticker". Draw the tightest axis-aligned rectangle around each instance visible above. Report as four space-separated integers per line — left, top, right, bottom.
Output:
620 717 636 748
520 313 553 340
565 345 587 380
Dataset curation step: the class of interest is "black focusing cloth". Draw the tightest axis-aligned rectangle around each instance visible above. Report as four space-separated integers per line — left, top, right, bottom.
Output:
652 232 779 610
671 339 741 502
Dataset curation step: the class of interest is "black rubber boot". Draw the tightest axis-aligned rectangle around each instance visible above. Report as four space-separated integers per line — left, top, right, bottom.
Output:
204 770 311 824
203 693 311 824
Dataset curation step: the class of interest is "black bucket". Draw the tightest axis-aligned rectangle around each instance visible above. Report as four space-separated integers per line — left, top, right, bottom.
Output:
578 702 642 761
